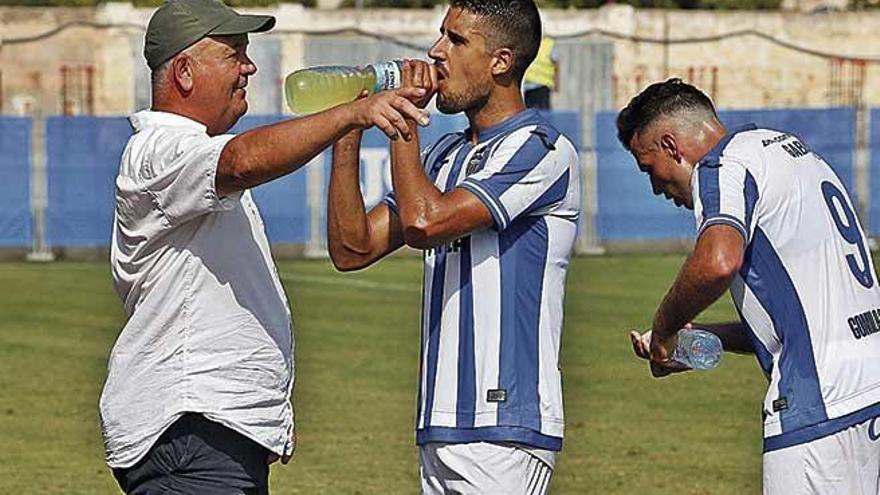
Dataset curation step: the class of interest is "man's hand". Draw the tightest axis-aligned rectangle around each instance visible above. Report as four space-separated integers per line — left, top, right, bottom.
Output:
350 87 430 141
629 328 690 378
267 426 296 465
399 59 438 109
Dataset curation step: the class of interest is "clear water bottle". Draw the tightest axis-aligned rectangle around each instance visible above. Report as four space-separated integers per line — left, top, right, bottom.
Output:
672 328 723 370
284 61 402 115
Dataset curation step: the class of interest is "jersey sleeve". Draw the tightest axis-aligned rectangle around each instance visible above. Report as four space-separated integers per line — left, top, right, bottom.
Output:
693 154 760 244
458 127 572 231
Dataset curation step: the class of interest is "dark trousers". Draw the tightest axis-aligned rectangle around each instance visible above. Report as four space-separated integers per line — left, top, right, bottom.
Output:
524 86 551 110
112 413 271 495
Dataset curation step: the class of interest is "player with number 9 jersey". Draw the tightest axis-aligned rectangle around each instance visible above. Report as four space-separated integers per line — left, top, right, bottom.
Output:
693 123 880 453
618 78 880 495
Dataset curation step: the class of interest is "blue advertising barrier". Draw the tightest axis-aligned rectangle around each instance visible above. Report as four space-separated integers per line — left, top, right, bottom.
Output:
0 117 32 247
42 111 580 247
595 108 857 241
46 117 131 246
45 115 313 247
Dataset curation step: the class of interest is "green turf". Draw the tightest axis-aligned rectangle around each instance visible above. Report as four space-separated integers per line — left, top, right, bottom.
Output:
0 255 766 494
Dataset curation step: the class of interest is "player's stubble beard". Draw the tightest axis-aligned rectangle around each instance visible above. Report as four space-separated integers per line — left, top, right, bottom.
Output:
436 82 491 115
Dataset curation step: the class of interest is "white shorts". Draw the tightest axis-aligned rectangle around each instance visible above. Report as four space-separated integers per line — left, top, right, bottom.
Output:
419 442 556 495
763 417 880 495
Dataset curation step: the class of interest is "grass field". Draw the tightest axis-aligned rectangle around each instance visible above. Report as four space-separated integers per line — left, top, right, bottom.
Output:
0 255 767 494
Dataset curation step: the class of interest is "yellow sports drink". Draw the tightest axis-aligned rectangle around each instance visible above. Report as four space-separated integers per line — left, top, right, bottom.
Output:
284 61 402 115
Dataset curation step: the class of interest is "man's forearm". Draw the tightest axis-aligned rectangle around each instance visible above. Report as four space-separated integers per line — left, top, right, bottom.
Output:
653 258 732 338
653 225 744 338
390 119 441 230
218 104 362 195
327 130 371 267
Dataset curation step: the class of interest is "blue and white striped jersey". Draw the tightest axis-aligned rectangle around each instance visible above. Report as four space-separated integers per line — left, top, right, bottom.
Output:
693 123 880 453
385 109 580 450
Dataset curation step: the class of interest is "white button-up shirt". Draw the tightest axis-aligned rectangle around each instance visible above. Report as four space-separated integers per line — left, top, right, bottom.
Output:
100 110 294 469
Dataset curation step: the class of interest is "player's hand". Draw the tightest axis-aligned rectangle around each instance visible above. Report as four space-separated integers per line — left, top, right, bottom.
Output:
351 87 430 141
400 59 437 109
629 329 689 378
282 427 296 464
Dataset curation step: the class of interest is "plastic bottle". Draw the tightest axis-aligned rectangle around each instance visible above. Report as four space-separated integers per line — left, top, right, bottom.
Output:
672 328 723 370
284 61 402 115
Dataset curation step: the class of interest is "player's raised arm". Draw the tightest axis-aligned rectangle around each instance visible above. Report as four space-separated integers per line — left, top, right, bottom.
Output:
386 60 494 249
327 129 405 272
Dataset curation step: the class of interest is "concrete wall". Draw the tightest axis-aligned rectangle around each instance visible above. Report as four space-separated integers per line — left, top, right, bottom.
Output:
2 3 880 117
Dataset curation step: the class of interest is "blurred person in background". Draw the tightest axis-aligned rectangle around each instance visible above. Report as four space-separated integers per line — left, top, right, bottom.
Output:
523 37 558 110
326 0 580 493
621 78 880 495
100 0 428 493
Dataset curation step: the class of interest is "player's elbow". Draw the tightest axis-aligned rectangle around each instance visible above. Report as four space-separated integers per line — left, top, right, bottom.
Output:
402 218 447 250
329 250 369 272
402 225 432 250
707 251 743 284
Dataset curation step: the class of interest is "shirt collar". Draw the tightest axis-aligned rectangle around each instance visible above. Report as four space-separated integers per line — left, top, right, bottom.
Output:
467 109 540 143
699 122 758 167
130 110 208 133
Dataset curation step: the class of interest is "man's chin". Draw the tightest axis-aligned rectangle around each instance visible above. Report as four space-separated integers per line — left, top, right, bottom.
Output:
436 101 458 115
436 95 465 115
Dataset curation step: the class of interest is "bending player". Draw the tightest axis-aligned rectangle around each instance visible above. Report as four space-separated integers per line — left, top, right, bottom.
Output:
620 78 880 494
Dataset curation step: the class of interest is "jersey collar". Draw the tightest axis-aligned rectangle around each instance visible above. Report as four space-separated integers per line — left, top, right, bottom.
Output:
699 122 758 167
467 109 540 143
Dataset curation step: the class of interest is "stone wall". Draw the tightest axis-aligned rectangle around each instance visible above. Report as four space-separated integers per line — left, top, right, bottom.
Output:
2 3 880 116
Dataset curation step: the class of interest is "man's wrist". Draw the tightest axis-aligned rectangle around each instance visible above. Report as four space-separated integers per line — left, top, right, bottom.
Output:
343 99 368 130
652 314 678 338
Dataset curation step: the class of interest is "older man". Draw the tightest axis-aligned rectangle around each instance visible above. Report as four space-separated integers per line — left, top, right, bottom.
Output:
100 0 428 493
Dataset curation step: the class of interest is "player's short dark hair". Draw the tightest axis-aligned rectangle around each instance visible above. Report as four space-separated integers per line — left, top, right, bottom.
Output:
616 78 718 151
451 0 542 82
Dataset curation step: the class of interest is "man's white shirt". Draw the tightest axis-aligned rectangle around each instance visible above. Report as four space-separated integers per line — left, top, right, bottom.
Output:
101 110 294 468
692 124 880 452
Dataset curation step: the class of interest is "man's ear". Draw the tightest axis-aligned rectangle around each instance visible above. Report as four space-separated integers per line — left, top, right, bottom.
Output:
171 55 195 94
490 48 515 78
660 134 682 163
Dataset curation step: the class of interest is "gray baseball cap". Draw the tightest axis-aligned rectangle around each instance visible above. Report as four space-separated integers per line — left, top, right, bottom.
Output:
144 0 276 70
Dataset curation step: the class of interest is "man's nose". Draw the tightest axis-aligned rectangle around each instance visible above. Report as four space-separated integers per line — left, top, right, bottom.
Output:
242 56 257 76
428 41 445 62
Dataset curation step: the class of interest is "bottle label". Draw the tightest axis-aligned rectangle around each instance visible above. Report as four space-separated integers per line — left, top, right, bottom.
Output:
372 61 402 92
